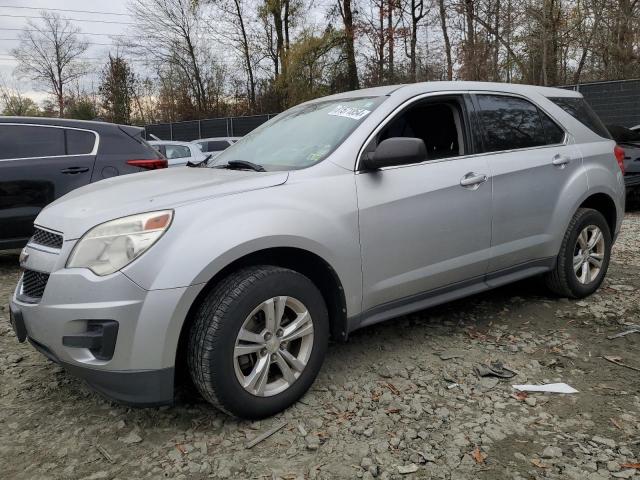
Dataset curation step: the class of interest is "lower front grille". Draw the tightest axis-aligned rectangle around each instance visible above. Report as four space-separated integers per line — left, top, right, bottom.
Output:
21 269 50 299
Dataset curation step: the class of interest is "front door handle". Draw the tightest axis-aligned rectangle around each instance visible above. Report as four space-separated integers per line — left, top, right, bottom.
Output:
552 154 571 167
61 167 89 174
460 172 488 188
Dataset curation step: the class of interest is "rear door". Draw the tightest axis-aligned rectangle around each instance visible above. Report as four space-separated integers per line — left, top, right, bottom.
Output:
472 93 585 276
0 124 97 247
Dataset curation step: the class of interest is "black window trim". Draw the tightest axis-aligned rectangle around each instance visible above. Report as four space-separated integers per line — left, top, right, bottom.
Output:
355 92 477 172
0 123 99 161
469 91 568 155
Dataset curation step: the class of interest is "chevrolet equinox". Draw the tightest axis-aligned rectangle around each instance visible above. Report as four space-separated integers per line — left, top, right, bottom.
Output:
10 82 625 418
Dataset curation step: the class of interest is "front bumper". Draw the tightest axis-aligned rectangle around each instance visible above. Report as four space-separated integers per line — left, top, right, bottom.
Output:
11 242 203 406
28 333 174 407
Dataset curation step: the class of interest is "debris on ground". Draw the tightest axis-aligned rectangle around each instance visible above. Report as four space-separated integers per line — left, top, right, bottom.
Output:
608 325 640 340
512 383 579 394
245 421 288 449
603 355 640 372
474 361 516 378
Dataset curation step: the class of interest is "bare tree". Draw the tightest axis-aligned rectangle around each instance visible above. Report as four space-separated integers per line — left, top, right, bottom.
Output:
403 0 428 82
129 0 213 115
11 11 88 117
215 0 259 108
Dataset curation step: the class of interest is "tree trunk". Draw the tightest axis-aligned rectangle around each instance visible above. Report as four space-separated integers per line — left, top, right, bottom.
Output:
342 0 359 89
387 0 394 83
464 0 476 80
284 0 291 52
378 1 385 84
410 8 418 82
233 0 256 107
438 0 453 80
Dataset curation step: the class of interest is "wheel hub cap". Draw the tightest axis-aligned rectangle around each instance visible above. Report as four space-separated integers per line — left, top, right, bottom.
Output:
233 296 314 397
265 337 280 353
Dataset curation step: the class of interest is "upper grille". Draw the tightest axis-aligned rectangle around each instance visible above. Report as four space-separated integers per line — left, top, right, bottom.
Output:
21 269 50 299
31 228 63 249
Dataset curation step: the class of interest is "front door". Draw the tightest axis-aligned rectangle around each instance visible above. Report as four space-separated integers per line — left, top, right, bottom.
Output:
356 95 492 314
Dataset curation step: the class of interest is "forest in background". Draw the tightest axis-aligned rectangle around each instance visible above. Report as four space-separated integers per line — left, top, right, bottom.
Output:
1 0 639 124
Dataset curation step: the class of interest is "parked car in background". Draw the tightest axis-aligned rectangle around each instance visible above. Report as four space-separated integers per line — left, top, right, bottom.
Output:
0 117 166 250
607 125 640 191
149 140 206 167
10 82 624 419
192 137 239 158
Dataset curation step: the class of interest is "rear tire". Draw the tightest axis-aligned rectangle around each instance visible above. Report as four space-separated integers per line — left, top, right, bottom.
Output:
545 208 611 298
187 265 328 419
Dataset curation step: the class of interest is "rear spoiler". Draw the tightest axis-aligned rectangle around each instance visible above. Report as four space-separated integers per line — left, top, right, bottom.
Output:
118 124 144 139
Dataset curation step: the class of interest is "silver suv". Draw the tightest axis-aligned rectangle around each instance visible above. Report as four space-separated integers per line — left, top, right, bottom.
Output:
9 82 625 418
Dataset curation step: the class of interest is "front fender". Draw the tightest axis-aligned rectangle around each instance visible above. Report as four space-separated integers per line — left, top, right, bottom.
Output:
121 169 362 316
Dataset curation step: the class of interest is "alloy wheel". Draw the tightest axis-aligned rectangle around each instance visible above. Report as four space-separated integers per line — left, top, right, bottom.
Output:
233 296 314 397
573 225 605 284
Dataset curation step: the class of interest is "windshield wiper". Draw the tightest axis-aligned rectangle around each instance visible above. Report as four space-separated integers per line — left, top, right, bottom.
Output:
220 160 266 172
187 154 212 168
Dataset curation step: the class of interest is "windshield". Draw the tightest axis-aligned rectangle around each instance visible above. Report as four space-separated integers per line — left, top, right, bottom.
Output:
211 96 386 171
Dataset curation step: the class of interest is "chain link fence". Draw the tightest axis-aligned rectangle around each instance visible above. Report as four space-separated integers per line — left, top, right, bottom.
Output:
143 113 278 141
563 79 640 128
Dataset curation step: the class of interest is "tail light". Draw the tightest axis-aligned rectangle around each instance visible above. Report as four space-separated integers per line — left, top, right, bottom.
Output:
127 159 168 170
614 145 625 174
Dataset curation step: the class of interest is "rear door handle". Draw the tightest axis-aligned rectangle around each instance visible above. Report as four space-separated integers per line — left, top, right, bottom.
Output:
61 167 89 174
552 154 571 167
460 172 488 188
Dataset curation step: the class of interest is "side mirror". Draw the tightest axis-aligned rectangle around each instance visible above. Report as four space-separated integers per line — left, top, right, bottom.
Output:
361 137 427 170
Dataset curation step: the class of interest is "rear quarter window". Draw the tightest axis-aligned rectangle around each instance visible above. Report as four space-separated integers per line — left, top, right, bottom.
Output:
98 127 158 158
65 129 96 155
547 97 612 139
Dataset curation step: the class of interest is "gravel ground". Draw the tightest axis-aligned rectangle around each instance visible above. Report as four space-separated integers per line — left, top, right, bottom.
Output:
2 204 640 480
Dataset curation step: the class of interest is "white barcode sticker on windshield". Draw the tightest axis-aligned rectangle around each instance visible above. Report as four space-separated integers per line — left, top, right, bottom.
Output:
328 105 371 120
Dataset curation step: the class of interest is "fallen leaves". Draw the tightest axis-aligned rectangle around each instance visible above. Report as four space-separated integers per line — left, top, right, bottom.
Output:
471 446 487 464
512 391 529 401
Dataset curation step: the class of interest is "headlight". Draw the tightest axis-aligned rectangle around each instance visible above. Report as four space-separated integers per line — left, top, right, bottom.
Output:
67 210 173 276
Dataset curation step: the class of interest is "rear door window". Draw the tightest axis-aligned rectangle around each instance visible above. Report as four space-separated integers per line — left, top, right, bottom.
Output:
206 140 231 151
547 97 611 139
65 129 96 155
0 124 65 160
476 95 547 152
165 145 191 159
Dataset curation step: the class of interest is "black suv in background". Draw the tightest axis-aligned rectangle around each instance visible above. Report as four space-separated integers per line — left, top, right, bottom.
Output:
607 125 640 192
0 117 166 249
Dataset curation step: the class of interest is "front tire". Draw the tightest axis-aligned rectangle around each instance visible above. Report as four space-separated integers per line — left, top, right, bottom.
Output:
187 265 328 419
545 208 612 298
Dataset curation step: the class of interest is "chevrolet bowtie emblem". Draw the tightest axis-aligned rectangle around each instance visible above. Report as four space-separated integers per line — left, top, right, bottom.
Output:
19 248 29 267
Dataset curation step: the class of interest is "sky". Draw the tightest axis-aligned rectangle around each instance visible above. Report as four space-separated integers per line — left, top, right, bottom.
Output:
0 0 132 104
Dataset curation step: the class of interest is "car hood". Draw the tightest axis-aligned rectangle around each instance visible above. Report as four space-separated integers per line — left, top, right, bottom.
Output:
37 167 289 240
